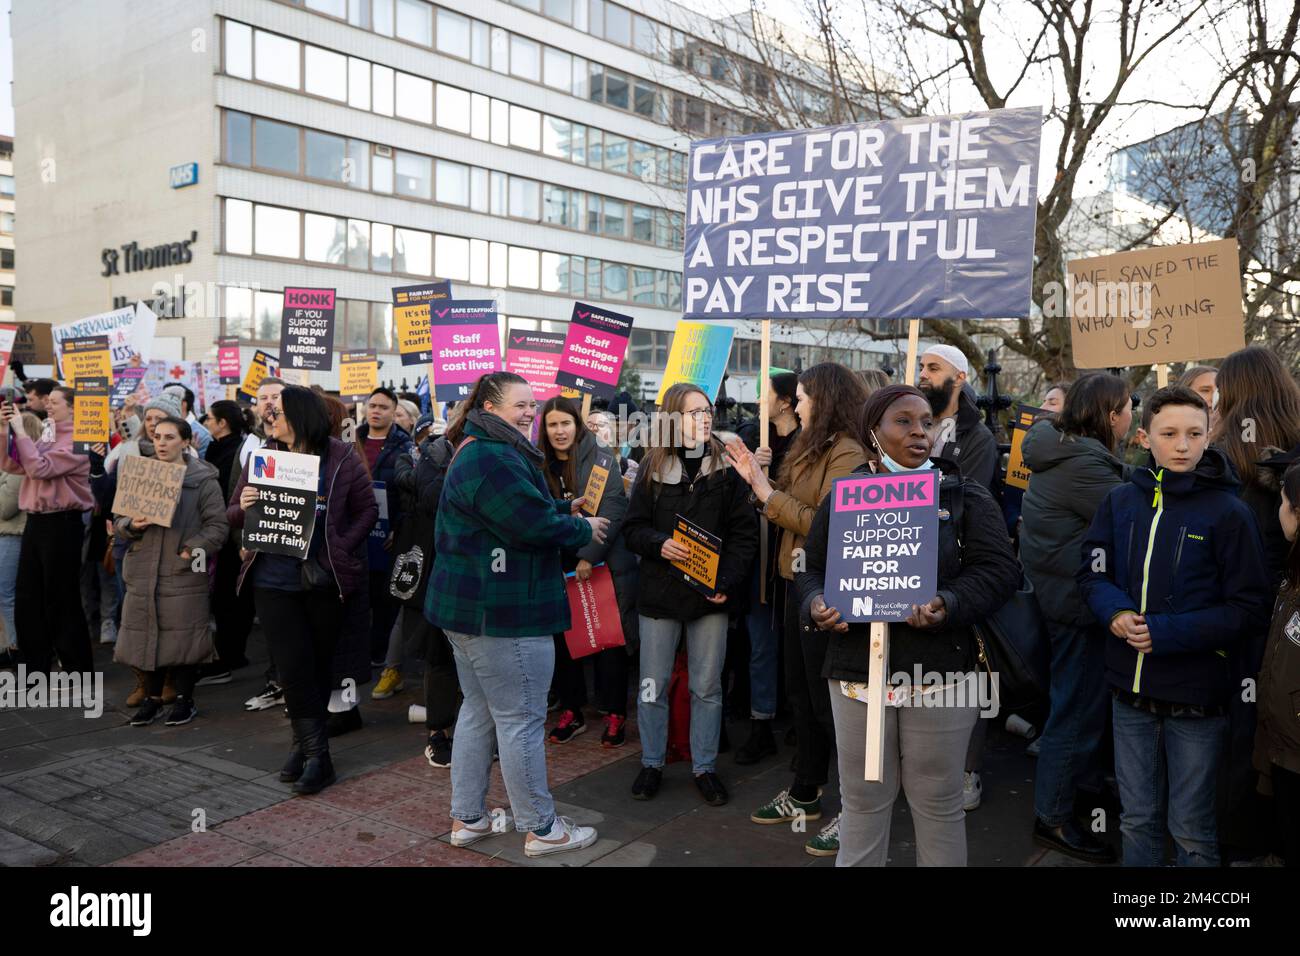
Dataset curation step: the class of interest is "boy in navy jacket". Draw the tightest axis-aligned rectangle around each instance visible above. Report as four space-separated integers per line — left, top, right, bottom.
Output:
1078 385 1271 866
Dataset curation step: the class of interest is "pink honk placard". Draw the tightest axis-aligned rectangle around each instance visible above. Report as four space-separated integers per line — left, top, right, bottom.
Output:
555 302 634 400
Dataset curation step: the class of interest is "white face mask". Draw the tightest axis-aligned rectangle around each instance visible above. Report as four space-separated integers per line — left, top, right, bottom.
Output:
871 429 933 473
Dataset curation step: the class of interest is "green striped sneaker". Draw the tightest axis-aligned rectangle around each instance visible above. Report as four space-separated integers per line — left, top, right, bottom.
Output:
750 788 823 825
805 812 841 857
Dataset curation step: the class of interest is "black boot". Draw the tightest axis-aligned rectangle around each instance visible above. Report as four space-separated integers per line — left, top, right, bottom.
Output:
292 718 336 796
734 719 777 765
279 723 305 783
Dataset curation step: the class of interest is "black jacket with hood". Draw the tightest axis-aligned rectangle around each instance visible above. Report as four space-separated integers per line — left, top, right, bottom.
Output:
935 387 997 492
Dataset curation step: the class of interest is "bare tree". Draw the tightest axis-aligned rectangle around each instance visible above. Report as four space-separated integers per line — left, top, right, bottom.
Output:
667 0 1298 388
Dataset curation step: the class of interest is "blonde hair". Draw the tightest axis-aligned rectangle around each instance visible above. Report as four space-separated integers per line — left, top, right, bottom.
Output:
19 412 42 442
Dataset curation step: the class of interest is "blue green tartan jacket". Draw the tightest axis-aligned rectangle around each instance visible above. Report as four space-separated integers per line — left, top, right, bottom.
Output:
425 419 593 637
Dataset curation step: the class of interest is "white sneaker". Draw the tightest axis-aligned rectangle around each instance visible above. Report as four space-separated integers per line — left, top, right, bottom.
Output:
99 620 117 645
963 771 982 811
524 815 598 858
449 810 510 847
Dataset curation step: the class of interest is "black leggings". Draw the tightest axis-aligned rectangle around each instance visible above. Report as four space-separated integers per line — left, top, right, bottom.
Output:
212 540 255 668
400 606 460 730
254 587 343 720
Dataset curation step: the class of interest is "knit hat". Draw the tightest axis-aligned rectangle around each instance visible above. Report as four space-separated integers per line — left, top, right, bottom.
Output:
143 391 184 419
920 344 969 377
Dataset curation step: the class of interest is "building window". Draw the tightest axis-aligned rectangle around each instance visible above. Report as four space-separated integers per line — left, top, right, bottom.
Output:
470 167 489 212
395 0 432 45
506 36 538 83
395 73 432 124
508 178 540 220
224 111 251 166
602 199 626 238
544 0 573 24
435 159 470 206
395 228 432 276
372 153 393 193
225 21 252 79
543 47 571 91
305 130 346 182
471 21 490 66
373 0 394 36
254 117 300 174
0 212 13 234
509 247 540 289
0 286 10 306
603 262 628 300
304 46 347 101
371 223 393 272
304 213 347 264
632 14 657 54
371 302 393 349
395 152 432 199
509 105 540 151
604 2 630 44
436 234 470 281
436 84 470 134
307 0 346 16
225 199 253 255
345 139 369 189
603 133 628 174
436 9 471 57
631 268 656 304
254 205 300 259
344 299 369 349
225 286 253 340
254 291 283 341
372 65 394 116
632 205 653 243
347 219 370 269
254 30 300 89
604 69 629 110
630 329 671 367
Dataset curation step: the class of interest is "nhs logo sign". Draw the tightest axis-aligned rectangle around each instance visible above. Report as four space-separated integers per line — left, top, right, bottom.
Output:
169 162 199 189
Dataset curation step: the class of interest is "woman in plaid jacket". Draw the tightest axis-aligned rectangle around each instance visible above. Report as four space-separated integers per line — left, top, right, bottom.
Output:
426 371 610 858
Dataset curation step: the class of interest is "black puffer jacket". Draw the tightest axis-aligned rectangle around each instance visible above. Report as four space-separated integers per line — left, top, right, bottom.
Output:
621 444 758 621
1019 420 1129 626
795 458 1021 681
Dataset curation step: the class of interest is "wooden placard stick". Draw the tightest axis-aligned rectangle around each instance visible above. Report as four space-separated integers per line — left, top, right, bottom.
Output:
904 319 921 386
865 621 888 782
759 319 771 604
1155 363 1169 388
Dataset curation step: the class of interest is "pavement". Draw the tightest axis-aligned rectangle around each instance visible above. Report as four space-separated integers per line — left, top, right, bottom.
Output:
0 632 1114 867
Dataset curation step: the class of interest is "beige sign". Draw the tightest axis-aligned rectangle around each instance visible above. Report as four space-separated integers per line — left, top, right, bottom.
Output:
1066 238 1244 367
112 454 188 528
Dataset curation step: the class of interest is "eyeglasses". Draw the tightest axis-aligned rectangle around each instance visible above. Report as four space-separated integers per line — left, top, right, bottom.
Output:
685 407 714 421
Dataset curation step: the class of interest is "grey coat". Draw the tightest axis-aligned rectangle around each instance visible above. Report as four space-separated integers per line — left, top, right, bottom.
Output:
112 456 229 670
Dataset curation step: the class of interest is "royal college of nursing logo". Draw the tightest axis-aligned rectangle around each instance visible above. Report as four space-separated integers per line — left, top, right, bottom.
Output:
253 455 275 479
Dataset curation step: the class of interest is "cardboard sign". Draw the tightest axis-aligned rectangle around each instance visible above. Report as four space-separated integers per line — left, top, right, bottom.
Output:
217 338 242 384
656 322 736 402
239 349 279 400
242 449 320 559
505 328 566 402
1067 238 1244 367
670 513 722 597
340 350 379 404
562 565 626 659
581 461 611 516
62 336 114 387
683 107 1041 320
1003 404 1042 491
72 376 111 454
109 367 148 409
367 481 390 567
54 302 157 373
555 303 633 400
0 325 16 384
393 280 452 366
10 322 54 366
111 454 188 527
280 287 337 371
429 300 502 401
825 471 939 622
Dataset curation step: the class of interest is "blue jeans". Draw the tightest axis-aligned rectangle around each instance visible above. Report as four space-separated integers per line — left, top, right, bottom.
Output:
1033 622 1108 826
445 630 555 834
745 568 779 720
0 534 19 649
637 613 728 774
1111 697 1226 867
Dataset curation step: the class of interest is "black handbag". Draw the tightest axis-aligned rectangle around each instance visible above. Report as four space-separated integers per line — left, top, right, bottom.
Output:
952 487 1050 712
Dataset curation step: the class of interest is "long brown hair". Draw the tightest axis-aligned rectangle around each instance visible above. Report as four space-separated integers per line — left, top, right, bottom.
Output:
446 371 529 444
779 363 868 488
1056 372 1131 454
638 382 725 488
537 396 585 498
1210 347 1300 486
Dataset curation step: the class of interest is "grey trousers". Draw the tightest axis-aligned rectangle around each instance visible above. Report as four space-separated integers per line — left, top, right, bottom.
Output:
830 675 980 867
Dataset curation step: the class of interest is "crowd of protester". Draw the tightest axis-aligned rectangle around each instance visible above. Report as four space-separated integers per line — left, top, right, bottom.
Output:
0 341 1297 867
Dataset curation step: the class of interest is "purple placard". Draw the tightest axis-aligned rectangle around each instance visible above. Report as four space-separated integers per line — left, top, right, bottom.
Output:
429 300 501 401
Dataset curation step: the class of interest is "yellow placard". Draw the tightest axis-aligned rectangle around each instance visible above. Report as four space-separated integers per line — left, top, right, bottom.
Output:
240 350 275 397
581 463 610 516
670 515 721 595
72 377 111 452
340 350 379 404
1003 404 1042 491
63 336 114 387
